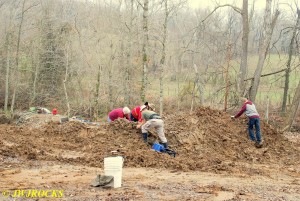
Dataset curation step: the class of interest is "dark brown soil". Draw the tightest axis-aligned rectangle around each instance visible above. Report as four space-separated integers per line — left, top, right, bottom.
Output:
0 107 299 175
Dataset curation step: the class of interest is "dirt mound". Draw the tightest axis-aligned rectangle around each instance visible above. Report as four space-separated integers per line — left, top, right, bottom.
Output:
165 107 299 172
0 107 299 174
15 113 62 128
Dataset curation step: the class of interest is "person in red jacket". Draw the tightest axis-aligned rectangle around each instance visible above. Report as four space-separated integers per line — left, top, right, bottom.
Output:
130 105 143 122
232 97 263 148
130 102 155 122
108 107 130 122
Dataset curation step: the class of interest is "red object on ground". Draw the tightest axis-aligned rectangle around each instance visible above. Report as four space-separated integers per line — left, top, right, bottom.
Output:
52 108 57 115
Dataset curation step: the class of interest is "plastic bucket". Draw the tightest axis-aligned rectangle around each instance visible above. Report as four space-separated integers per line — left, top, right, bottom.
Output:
104 156 124 188
152 143 164 152
52 108 57 115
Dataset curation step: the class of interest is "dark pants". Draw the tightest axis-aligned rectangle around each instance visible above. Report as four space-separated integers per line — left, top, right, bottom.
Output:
130 113 138 122
248 118 261 142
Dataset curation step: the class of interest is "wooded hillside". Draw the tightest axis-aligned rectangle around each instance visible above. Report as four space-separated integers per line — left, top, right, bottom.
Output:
0 0 299 126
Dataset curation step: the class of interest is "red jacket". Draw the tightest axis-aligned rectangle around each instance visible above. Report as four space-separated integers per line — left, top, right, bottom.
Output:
131 106 142 122
108 108 129 121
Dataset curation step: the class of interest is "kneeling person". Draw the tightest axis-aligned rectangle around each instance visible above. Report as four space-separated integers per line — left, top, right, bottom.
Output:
136 105 168 148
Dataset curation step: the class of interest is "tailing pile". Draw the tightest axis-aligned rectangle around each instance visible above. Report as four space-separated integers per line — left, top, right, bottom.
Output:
0 107 299 174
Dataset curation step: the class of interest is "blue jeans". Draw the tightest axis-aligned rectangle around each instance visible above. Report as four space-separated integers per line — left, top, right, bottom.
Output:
248 118 261 142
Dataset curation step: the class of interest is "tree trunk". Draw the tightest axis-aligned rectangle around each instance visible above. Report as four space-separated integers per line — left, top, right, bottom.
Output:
283 80 300 131
224 44 231 111
63 41 71 117
140 0 149 102
159 0 168 116
30 47 38 106
281 9 300 114
11 0 26 114
190 64 199 113
197 75 204 105
4 33 11 112
238 0 249 96
125 0 134 105
93 65 101 120
108 41 115 110
249 0 279 102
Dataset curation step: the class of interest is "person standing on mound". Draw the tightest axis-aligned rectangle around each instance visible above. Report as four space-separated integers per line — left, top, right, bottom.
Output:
231 97 263 148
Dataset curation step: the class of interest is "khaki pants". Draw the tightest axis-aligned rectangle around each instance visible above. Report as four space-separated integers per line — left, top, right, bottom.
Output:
141 119 167 143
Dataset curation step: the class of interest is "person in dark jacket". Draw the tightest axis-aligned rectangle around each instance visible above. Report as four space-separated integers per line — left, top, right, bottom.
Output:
232 97 263 148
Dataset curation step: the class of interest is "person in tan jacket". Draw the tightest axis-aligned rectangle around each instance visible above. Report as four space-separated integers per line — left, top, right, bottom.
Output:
136 105 168 149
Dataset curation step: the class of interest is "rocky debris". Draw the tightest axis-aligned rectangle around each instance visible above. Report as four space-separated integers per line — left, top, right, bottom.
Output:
16 113 61 128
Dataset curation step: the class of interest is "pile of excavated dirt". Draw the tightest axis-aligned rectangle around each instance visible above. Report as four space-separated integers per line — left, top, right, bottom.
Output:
15 113 63 127
0 107 299 175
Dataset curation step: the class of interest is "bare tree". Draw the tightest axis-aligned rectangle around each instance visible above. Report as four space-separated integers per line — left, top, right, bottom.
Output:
38 2 66 104
63 35 71 117
281 8 300 114
93 65 101 119
0 0 298 119
4 26 12 112
159 0 168 116
249 0 280 102
283 80 300 131
224 43 231 111
10 0 27 114
140 0 149 102
238 0 249 97
30 43 39 106
124 0 134 105
108 41 116 110
202 0 248 97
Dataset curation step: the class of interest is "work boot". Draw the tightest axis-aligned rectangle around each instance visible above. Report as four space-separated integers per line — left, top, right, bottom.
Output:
162 142 168 149
255 141 263 148
142 133 148 143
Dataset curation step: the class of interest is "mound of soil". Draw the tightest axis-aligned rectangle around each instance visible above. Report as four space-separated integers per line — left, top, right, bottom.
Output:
15 113 62 127
0 107 299 174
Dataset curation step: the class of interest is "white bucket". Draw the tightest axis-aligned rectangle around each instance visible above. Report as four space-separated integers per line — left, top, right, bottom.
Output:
104 156 124 188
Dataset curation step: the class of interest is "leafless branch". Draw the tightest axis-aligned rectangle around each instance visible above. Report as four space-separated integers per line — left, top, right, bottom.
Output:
271 26 293 49
22 3 39 14
207 67 288 100
202 4 242 23
135 0 143 8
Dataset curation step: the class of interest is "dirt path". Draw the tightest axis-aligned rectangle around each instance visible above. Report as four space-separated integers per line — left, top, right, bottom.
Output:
1 160 299 201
